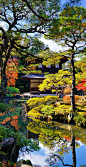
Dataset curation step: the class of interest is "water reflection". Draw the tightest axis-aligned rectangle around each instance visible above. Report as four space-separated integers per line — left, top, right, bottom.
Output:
18 120 86 167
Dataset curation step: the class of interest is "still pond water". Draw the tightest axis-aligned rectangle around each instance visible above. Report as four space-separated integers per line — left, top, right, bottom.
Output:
18 118 86 167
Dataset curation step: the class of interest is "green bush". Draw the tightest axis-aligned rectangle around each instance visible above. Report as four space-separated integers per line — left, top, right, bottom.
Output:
41 105 54 116
74 114 86 126
6 94 14 97
0 103 9 113
7 86 20 94
0 125 39 150
0 135 3 142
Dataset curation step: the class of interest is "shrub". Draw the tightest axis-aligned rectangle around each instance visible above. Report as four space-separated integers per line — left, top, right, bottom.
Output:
6 94 14 97
27 95 59 107
63 95 71 104
44 95 59 103
74 114 86 126
7 86 20 94
41 105 54 116
27 97 45 107
0 103 9 113
75 95 79 102
63 95 79 104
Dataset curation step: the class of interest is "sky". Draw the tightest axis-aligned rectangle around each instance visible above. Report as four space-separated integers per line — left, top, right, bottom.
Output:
79 0 86 7
61 0 86 7
39 0 86 52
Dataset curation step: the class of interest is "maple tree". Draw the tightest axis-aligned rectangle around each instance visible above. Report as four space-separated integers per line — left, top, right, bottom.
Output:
2 115 19 130
75 56 86 99
6 58 18 87
76 79 86 99
63 95 79 104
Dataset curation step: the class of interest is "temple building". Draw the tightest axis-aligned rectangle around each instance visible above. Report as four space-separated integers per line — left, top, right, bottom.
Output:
21 56 67 94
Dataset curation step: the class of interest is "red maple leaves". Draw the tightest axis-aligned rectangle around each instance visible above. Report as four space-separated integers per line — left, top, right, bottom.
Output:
6 58 19 87
76 79 86 92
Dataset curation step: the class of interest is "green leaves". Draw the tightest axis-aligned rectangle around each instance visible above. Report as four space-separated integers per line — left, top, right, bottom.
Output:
48 6 86 52
6 86 20 94
0 103 9 113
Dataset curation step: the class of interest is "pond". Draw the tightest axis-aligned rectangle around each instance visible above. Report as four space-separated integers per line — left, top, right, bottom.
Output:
17 118 86 167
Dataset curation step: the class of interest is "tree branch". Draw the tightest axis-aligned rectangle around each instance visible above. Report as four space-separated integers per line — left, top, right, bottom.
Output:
3 39 14 73
22 0 51 21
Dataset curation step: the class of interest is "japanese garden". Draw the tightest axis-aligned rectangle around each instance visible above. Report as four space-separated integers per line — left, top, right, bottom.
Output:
0 0 86 166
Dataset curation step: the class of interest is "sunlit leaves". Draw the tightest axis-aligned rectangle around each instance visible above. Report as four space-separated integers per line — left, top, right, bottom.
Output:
26 94 73 120
38 69 72 94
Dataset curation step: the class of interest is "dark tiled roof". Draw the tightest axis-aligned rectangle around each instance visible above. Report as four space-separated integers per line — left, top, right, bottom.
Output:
21 74 45 79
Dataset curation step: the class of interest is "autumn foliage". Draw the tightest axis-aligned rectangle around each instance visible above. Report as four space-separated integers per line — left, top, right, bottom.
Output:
6 58 18 87
76 79 86 92
63 85 71 94
1 115 19 130
63 95 79 104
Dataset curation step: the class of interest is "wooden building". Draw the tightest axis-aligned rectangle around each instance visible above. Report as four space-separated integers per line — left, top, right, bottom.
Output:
21 57 67 94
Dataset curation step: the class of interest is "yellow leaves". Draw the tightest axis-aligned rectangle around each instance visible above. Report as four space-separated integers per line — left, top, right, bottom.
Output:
38 69 72 93
0 41 3 44
44 95 59 102
27 97 45 106
81 23 86 28
27 95 60 119
63 85 71 94
75 73 86 84
28 108 41 118
54 104 71 114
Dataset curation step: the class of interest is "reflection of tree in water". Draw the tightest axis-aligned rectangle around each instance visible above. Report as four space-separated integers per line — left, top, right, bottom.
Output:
46 133 76 167
27 120 86 167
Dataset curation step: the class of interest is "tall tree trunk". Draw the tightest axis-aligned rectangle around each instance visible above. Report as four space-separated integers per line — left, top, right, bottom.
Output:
71 134 76 167
0 28 8 102
0 62 7 102
71 54 75 111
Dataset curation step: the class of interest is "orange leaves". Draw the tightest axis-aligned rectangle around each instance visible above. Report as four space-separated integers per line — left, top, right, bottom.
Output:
81 23 86 28
6 58 18 87
63 86 71 94
64 136 79 141
63 95 71 104
64 136 71 141
76 79 86 91
63 95 79 103
1 115 19 130
0 113 5 116
2 117 11 124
